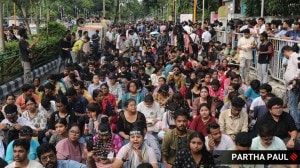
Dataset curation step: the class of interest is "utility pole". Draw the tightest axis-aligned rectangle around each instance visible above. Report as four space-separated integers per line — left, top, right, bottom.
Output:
202 0 204 25
261 0 264 17
0 0 5 52
193 0 197 22
103 0 106 18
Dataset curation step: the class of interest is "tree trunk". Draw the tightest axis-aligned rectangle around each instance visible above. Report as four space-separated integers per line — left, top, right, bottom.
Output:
0 0 5 51
114 0 119 23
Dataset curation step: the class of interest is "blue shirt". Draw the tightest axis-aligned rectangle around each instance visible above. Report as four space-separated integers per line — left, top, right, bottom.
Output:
57 160 87 168
244 87 260 104
5 139 40 164
285 30 300 40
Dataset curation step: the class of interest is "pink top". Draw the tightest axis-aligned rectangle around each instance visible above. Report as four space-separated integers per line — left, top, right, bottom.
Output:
56 138 86 163
208 86 224 101
93 133 123 156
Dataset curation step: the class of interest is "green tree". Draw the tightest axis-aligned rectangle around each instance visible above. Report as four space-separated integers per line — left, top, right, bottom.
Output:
245 0 300 17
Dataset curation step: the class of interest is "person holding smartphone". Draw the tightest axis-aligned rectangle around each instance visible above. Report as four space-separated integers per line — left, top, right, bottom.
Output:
113 122 158 168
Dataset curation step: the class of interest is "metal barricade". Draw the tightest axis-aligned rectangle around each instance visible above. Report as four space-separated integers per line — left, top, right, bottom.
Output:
215 30 299 84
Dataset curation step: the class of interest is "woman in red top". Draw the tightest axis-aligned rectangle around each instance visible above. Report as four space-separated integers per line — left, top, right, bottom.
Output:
92 89 117 132
189 103 217 136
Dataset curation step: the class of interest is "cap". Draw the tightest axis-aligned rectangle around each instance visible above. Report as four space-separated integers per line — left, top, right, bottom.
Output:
159 84 169 93
19 126 33 136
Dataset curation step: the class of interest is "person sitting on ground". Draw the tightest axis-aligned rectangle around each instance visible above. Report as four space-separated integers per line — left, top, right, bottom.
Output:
137 94 162 134
37 143 90 168
5 139 43 168
161 108 194 168
0 104 37 144
5 126 40 164
256 97 299 150
56 123 86 163
173 131 214 168
218 96 248 141
251 121 287 150
205 122 235 166
15 84 41 112
113 123 158 168
48 118 69 146
87 117 122 167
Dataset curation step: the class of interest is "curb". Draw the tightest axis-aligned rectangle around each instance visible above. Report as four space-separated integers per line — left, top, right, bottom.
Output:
0 59 58 99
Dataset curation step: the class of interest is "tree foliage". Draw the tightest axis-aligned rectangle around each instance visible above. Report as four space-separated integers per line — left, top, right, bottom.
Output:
245 0 300 17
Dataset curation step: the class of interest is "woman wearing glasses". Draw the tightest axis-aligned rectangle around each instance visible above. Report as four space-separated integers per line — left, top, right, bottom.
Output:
56 123 86 163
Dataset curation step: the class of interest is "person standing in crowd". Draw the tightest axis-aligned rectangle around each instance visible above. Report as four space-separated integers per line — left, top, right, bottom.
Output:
201 27 211 58
92 30 100 58
282 45 300 130
237 29 256 85
257 32 273 84
58 34 72 73
18 28 40 84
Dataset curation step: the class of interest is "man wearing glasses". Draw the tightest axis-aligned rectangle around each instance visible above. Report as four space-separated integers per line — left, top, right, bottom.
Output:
256 97 299 150
37 143 91 168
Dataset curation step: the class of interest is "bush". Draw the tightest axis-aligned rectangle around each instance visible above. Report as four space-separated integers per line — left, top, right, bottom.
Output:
39 21 67 38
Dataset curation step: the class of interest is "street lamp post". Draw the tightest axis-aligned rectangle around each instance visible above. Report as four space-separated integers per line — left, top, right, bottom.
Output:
261 0 264 17
193 0 197 22
202 0 204 24
118 3 124 22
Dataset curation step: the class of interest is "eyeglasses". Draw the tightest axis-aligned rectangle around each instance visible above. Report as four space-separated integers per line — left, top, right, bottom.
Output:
69 130 80 135
40 153 56 162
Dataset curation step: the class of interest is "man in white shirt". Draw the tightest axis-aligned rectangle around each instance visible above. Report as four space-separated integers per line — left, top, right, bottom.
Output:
205 122 235 166
282 45 300 130
5 139 43 168
0 104 37 144
201 27 211 57
137 94 162 133
257 17 266 34
237 29 256 84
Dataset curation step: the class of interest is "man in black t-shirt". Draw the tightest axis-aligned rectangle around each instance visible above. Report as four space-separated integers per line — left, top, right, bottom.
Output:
18 28 39 84
256 97 299 150
257 32 273 84
57 34 71 73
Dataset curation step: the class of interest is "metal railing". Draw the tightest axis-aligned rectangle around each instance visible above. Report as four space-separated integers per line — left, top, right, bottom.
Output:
216 31 300 84
0 41 59 85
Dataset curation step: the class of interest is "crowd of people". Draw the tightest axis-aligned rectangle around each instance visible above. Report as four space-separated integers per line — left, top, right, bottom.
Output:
0 17 300 168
